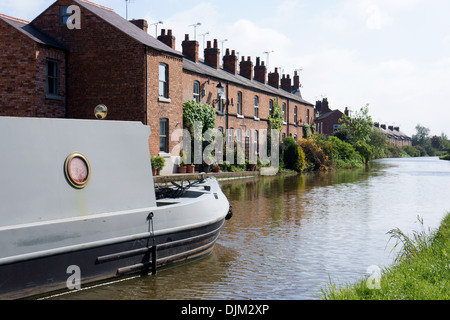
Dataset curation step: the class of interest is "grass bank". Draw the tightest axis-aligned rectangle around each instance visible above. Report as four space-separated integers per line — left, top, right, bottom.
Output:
321 213 450 300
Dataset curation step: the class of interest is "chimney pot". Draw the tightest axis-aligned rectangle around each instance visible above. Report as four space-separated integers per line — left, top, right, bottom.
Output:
281 73 292 92
204 39 220 69
182 34 199 63
254 56 266 84
223 48 238 74
130 19 148 33
239 55 253 80
157 28 176 49
268 68 280 89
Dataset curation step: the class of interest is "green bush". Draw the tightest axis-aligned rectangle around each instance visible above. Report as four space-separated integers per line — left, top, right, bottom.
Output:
298 138 331 171
294 145 306 172
402 145 420 157
151 155 165 171
328 136 363 168
282 137 298 170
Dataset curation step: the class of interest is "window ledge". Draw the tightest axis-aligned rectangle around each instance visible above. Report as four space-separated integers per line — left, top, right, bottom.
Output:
158 96 171 103
45 94 62 101
283 121 287 125
254 117 260 121
237 114 244 119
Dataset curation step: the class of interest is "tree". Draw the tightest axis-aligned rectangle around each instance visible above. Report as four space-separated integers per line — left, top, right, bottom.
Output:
268 98 283 133
412 124 434 156
412 124 430 147
336 104 373 144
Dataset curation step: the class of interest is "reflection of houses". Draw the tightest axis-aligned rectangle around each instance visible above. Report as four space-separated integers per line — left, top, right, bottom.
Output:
374 123 412 147
314 98 348 136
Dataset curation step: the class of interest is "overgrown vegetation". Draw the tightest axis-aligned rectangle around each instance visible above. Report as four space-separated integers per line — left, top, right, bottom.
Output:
279 105 450 172
320 214 450 300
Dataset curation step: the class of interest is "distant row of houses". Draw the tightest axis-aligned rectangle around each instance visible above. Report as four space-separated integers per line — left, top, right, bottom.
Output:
314 98 411 147
0 0 411 173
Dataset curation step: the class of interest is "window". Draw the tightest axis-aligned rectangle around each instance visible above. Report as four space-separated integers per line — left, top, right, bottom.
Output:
307 109 310 124
159 63 168 98
228 128 234 144
237 91 242 116
60 6 72 25
254 95 259 119
282 103 286 124
46 59 59 96
159 118 169 153
218 98 223 113
193 81 200 103
294 106 298 124
269 99 273 113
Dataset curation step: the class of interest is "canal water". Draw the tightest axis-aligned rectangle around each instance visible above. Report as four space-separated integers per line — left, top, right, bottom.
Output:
51 157 450 300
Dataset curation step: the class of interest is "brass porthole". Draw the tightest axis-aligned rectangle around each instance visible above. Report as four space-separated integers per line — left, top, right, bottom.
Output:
64 152 91 189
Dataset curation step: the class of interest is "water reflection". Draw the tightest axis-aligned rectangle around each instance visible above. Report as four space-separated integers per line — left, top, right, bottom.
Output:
50 157 450 300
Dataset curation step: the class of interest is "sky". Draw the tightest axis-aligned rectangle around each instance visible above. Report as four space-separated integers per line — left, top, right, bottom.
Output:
1 0 449 137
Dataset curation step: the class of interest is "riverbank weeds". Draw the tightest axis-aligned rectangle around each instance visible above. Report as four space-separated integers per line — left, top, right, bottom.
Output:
320 214 450 300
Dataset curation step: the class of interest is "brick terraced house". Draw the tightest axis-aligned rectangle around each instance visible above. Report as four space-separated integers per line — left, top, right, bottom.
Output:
0 13 68 118
0 0 315 172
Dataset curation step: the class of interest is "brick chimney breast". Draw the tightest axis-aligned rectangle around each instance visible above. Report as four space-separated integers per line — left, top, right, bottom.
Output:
268 68 280 89
281 74 292 92
130 19 148 32
254 57 266 84
204 39 220 69
182 34 199 62
157 29 176 49
240 56 253 80
223 48 238 74
293 70 300 89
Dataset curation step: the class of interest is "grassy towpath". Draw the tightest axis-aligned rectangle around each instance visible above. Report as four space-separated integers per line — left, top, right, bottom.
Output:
321 213 450 300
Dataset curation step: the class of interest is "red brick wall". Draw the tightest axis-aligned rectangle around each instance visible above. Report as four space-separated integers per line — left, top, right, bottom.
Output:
0 19 65 117
182 68 314 144
146 49 184 156
32 0 146 122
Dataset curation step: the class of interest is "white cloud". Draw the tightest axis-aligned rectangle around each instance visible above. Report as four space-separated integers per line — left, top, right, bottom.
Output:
366 4 392 30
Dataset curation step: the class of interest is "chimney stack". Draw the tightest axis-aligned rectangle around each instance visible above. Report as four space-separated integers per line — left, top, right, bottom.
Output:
321 98 331 113
293 70 300 89
182 34 199 62
223 49 238 74
130 19 148 33
316 100 322 114
268 68 280 89
204 39 220 69
281 74 292 92
157 29 176 49
239 56 254 80
254 57 266 84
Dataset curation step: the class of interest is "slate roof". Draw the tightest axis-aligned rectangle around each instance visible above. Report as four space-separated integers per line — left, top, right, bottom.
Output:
72 0 182 57
0 13 68 50
316 109 343 121
183 58 314 106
